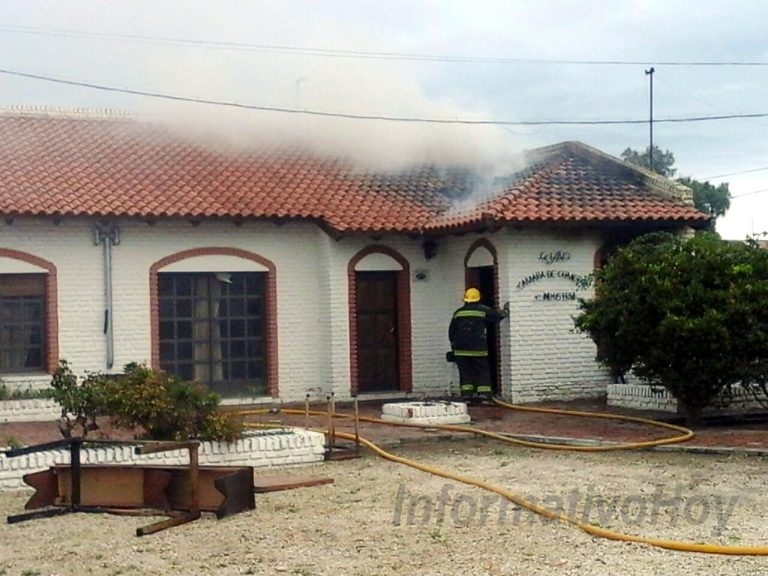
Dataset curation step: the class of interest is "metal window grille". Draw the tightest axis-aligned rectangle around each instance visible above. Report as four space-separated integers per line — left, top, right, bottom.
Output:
0 274 46 372
158 272 266 397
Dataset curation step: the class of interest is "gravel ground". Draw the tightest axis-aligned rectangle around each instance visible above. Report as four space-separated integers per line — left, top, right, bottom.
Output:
1 438 768 576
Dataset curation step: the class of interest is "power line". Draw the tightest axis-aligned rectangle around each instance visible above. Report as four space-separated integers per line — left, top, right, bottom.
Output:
703 166 768 180
2 24 768 67
4 68 768 127
731 187 768 199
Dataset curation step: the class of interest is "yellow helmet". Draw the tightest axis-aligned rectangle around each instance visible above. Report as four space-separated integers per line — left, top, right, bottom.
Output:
463 287 481 303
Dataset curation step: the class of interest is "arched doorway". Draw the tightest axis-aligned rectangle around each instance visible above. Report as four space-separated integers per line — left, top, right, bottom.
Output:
348 246 412 394
463 239 500 394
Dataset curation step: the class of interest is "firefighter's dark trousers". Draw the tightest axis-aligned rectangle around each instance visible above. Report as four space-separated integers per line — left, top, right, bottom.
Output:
454 354 492 399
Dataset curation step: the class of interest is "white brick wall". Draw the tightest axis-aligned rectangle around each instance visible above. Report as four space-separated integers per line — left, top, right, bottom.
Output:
609 383 768 415
0 399 59 423
0 218 614 405
502 229 610 402
0 429 326 491
607 384 679 412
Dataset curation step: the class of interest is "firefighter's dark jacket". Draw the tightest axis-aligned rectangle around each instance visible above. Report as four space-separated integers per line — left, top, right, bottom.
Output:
449 302 506 356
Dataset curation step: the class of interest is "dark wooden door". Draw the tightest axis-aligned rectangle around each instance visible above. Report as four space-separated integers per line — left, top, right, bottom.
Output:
356 271 399 392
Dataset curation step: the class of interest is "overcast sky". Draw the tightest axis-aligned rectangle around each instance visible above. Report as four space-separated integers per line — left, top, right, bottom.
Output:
1 0 767 239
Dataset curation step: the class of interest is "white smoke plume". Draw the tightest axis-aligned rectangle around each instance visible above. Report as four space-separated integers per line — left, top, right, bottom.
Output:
137 46 525 177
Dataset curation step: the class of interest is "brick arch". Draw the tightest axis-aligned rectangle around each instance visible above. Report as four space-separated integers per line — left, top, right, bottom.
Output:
594 242 617 270
149 247 278 397
0 248 58 373
463 238 499 303
348 245 412 394
462 238 503 395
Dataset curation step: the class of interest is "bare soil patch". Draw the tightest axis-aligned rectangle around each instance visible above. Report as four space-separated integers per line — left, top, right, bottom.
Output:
1 438 767 576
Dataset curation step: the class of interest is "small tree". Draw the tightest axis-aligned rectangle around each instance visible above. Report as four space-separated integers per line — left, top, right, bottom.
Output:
575 232 768 424
49 360 101 438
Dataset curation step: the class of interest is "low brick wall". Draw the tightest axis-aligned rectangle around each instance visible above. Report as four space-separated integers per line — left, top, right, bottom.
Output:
607 384 678 413
0 399 60 423
608 383 768 415
381 401 471 425
0 428 326 491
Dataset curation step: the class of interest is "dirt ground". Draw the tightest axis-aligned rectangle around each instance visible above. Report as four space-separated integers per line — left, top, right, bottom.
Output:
2 438 768 576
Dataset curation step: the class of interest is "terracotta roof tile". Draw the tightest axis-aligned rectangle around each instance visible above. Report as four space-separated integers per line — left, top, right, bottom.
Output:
0 114 709 232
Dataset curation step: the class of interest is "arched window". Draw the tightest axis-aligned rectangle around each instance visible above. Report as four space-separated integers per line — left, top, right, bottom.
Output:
150 248 278 398
0 249 58 373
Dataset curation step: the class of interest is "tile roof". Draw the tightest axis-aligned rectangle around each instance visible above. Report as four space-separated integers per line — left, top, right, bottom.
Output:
0 110 710 233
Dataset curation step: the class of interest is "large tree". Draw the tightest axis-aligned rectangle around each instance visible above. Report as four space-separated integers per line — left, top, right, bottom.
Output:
621 145 677 177
621 146 731 223
575 232 768 424
678 177 731 221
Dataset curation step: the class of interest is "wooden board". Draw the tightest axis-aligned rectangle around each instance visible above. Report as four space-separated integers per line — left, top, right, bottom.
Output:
253 475 334 493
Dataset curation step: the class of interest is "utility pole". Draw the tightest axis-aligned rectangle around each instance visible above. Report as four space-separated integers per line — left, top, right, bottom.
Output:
295 77 309 109
645 67 655 171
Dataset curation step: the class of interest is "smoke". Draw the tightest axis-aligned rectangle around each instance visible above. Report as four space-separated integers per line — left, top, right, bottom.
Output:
135 46 525 177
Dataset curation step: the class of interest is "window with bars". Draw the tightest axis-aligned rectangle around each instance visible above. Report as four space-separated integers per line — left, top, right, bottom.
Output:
0 274 46 373
158 272 266 398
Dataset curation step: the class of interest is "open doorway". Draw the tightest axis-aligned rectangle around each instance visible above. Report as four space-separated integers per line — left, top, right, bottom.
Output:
465 265 500 395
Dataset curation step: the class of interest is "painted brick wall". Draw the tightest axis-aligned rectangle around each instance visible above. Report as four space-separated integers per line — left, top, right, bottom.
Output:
428 229 613 403
0 220 102 387
0 399 60 423
319 234 454 400
502 228 611 402
0 218 330 400
608 383 768 415
115 219 328 401
0 218 612 405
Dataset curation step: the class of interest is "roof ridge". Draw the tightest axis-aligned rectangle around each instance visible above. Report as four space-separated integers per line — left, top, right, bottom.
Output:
0 105 135 120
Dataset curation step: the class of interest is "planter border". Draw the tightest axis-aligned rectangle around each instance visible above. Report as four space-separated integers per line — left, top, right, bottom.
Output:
0 428 326 491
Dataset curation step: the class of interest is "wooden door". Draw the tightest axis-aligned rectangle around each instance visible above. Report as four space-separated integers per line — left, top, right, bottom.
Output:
356 271 399 392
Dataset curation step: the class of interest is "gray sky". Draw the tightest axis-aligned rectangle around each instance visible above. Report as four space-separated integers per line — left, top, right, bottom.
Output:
1 0 767 239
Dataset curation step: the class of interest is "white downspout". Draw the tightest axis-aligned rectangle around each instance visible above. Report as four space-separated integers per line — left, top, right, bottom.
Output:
94 225 120 370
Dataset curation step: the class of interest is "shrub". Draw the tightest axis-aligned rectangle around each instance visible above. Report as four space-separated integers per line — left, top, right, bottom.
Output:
96 363 243 442
48 360 101 438
0 384 52 401
575 232 768 424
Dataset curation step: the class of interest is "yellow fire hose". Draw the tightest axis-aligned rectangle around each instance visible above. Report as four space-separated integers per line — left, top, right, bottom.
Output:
238 400 768 555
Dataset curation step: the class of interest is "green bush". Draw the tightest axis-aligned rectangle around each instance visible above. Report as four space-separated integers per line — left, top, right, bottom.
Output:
47 361 243 441
49 360 101 438
575 232 768 424
0 384 53 401
95 363 243 442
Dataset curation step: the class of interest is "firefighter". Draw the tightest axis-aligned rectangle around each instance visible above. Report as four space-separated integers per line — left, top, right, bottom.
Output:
448 287 509 404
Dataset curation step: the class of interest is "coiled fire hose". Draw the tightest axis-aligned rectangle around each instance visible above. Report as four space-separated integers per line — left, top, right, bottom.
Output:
238 400 768 555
